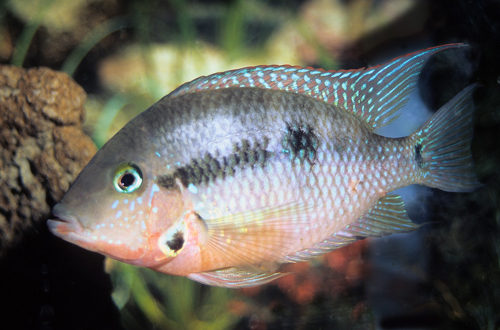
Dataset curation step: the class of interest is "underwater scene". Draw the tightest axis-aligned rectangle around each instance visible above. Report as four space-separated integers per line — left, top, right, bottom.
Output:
1 0 500 329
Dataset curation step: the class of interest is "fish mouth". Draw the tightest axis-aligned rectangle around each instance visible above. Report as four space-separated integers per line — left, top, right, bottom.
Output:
47 204 148 263
47 204 93 245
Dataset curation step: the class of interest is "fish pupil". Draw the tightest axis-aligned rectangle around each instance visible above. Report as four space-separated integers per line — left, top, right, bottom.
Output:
120 173 136 188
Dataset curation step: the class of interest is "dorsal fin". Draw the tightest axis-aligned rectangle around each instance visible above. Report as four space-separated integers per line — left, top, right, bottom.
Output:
167 44 465 130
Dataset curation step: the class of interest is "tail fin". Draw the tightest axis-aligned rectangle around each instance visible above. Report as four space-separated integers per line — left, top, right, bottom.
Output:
412 84 481 192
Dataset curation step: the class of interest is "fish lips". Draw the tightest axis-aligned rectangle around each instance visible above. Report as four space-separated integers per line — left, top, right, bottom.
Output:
47 203 94 246
48 204 150 263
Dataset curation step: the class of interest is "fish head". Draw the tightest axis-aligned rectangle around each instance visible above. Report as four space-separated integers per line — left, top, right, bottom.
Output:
48 121 169 267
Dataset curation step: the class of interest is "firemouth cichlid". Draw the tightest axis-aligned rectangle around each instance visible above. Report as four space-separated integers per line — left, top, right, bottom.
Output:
48 44 480 288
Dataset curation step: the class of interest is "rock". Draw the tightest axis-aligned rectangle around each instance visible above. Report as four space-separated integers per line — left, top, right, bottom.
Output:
0 66 123 330
0 65 96 256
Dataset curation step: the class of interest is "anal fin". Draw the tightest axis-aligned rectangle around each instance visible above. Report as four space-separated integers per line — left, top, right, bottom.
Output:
285 195 419 263
188 268 288 288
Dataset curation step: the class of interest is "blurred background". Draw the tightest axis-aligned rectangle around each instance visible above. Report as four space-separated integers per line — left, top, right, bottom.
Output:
0 0 500 329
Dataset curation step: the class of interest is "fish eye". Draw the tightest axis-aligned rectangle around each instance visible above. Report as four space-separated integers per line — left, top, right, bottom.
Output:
113 162 143 193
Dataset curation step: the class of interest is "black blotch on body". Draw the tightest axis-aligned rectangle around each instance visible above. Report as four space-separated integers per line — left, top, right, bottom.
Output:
157 175 177 190
167 231 184 252
282 122 319 165
415 143 423 168
160 137 273 188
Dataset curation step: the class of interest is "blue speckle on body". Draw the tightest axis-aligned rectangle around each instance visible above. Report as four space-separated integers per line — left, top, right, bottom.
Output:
188 183 198 194
149 184 159 206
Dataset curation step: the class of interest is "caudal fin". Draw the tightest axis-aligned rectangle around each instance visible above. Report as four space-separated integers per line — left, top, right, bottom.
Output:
412 84 481 192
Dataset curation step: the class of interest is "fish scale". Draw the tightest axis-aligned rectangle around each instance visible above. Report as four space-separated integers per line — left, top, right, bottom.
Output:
145 88 421 270
48 45 480 288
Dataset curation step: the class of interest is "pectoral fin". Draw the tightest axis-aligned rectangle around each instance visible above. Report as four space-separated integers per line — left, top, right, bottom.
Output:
202 201 314 270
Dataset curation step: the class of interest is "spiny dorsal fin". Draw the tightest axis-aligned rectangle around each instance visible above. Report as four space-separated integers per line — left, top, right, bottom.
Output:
167 44 465 130
188 267 287 288
284 195 419 263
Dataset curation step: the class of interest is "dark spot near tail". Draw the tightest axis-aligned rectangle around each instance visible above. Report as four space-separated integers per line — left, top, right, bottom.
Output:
282 122 319 165
166 231 184 252
415 143 423 168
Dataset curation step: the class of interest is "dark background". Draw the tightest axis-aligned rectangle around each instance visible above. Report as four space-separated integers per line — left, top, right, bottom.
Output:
1 0 499 329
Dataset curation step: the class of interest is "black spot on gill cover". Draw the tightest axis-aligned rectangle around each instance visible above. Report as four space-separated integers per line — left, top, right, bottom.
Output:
282 122 319 164
159 137 273 189
167 231 184 252
415 143 424 168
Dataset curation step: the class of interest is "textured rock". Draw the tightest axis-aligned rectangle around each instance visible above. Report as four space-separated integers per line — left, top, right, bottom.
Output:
0 65 96 256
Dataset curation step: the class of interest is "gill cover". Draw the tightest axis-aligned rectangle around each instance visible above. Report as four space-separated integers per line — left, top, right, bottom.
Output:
158 215 188 257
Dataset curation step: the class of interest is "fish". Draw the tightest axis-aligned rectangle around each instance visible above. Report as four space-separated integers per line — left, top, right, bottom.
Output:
48 44 480 288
